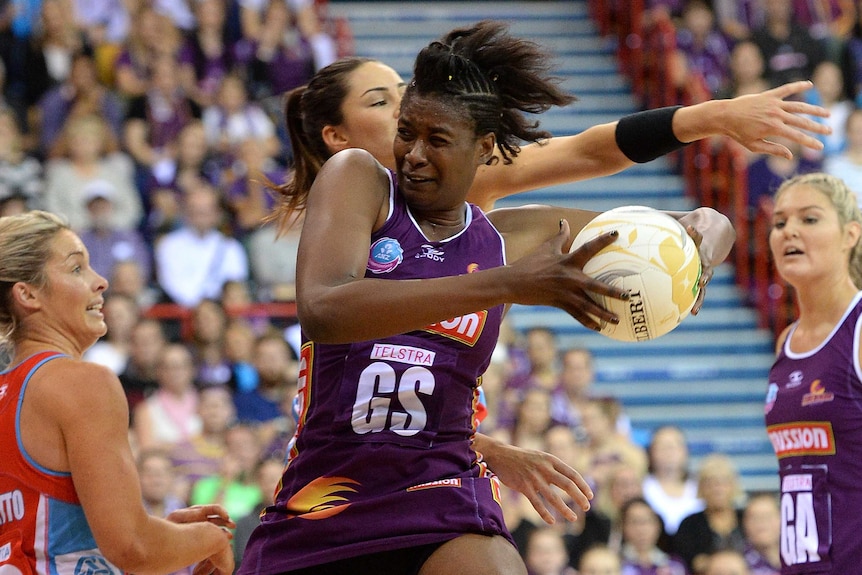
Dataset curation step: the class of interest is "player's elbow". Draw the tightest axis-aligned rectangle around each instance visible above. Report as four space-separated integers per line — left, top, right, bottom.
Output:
296 298 343 344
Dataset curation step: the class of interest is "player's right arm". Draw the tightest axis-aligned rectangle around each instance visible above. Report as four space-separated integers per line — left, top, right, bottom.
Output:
28 359 233 575
296 149 622 342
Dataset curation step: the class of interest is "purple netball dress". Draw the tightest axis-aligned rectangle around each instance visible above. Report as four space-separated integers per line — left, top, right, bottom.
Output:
237 172 510 574
764 292 862 574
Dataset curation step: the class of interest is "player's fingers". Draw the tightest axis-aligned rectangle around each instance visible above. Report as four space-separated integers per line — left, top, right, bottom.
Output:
691 265 713 315
568 229 618 263
571 309 602 332
582 277 630 303
193 560 214 575
207 516 236 530
536 484 578 523
691 284 707 316
685 224 704 249
552 464 594 506
546 476 590 516
767 80 816 101
554 218 572 253
777 106 831 132
523 489 556 525
569 296 618 329
203 506 236 529
745 139 793 158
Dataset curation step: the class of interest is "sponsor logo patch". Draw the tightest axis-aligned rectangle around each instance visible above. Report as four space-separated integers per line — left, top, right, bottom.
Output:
767 422 835 458
367 238 404 274
424 311 488 346
74 555 114 575
407 478 462 492
786 370 804 389
626 290 651 342
801 379 834 407
370 343 435 366
782 473 813 493
415 244 445 262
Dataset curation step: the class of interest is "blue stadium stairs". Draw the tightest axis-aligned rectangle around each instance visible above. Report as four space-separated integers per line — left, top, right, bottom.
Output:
329 0 779 493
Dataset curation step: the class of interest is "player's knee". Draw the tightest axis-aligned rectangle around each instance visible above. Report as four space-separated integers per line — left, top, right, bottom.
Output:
419 534 526 575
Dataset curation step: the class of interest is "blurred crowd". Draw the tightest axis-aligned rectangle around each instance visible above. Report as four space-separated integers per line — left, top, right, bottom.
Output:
654 0 862 216
0 0 346 305
475 328 781 575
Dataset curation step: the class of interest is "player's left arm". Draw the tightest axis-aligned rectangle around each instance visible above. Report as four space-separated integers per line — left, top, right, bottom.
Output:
468 81 829 210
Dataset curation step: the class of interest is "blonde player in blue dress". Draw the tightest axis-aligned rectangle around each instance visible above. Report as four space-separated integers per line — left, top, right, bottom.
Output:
0 211 235 575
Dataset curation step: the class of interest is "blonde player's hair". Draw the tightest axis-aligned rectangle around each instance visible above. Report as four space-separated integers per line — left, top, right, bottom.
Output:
0 211 69 352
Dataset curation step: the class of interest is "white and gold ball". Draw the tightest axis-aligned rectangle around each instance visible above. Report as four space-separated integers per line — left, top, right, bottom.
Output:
570 206 702 342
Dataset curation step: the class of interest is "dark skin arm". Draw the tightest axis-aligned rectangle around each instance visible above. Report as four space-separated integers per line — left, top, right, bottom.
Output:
472 433 593 524
298 148 734 341
295 148 627 343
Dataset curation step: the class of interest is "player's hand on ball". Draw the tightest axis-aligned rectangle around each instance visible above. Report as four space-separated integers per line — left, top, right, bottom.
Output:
511 219 628 331
684 223 713 316
564 227 633 330
570 206 705 341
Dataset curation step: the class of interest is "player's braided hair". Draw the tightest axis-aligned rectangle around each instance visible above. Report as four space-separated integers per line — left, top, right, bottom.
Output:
408 20 576 164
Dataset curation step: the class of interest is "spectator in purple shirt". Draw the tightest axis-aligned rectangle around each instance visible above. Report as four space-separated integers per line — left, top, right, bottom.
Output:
620 497 687 575
124 54 203 192
114 6 182 101
177 0 240 108
675 0 732 96
78 180 152 283
241 0 317 131
38 52 124 158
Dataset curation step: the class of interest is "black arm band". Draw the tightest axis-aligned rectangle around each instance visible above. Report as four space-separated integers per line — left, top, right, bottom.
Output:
615 105 688 163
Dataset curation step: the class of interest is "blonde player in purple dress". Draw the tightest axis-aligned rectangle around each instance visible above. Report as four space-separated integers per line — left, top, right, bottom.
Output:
237 21 737 575
764 173 862 574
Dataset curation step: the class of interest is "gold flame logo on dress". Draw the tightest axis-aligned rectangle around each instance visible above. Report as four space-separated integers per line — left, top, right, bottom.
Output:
286 476 360 520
